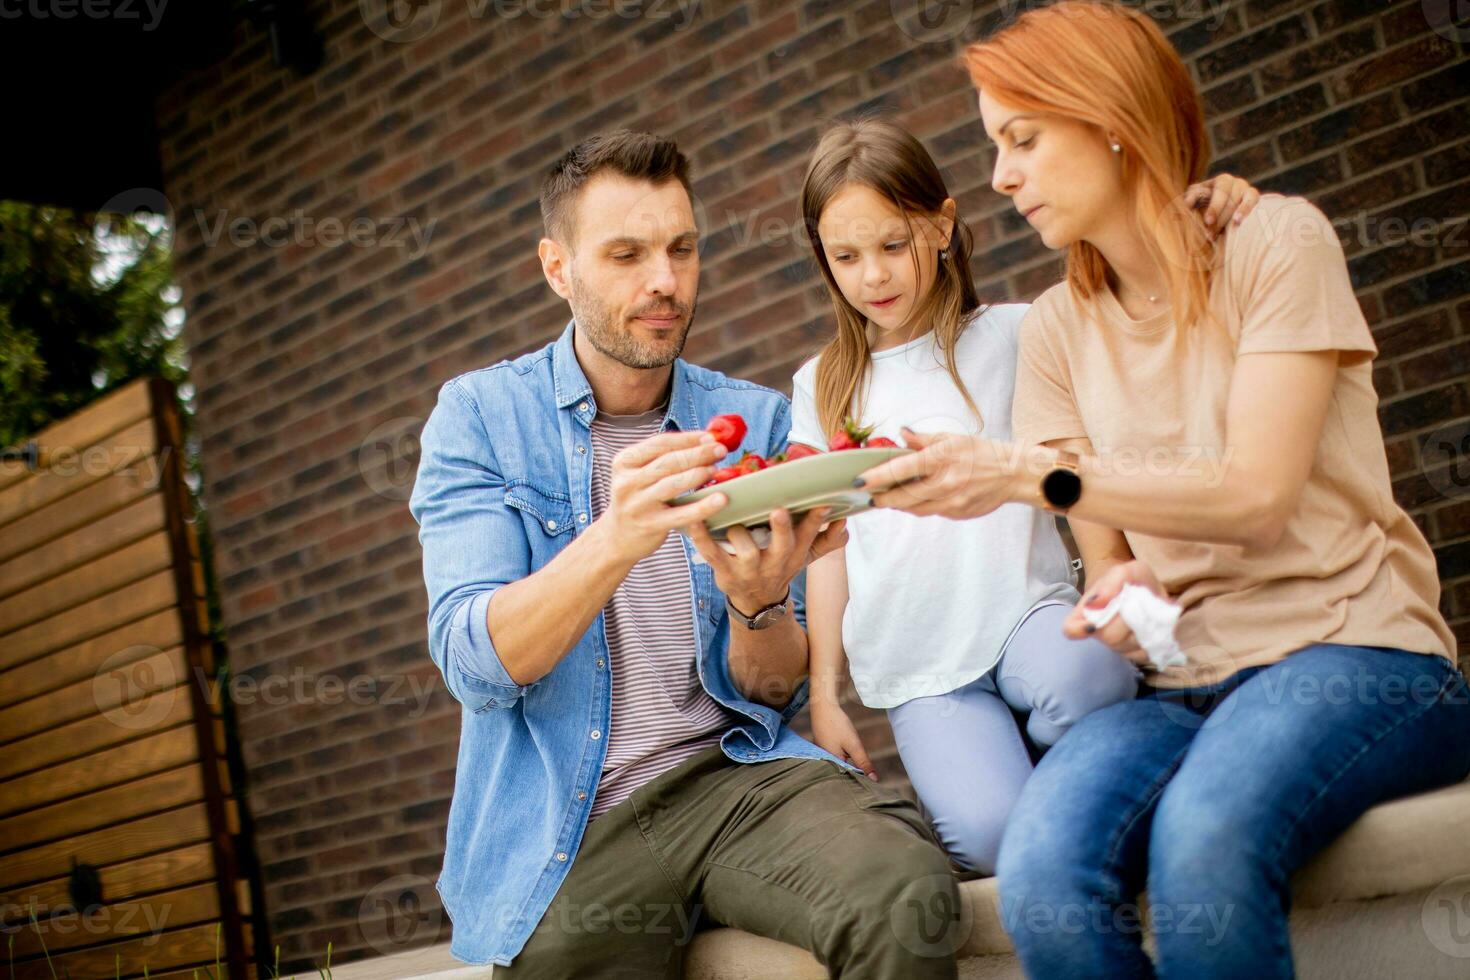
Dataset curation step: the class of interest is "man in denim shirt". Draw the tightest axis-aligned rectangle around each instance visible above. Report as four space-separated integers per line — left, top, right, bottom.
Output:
408 131 962 977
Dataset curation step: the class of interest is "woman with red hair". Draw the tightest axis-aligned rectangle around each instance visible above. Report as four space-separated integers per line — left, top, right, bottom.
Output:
853 3 1470 976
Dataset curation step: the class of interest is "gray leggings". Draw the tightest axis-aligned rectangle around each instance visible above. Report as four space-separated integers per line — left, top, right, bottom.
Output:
885 602 1140 875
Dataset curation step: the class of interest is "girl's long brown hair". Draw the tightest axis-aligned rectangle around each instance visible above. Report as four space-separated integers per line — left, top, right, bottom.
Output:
800 117 985 441
965 1 1216 330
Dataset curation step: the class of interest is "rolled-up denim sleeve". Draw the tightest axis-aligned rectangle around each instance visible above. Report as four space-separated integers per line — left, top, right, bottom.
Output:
408 379 535 710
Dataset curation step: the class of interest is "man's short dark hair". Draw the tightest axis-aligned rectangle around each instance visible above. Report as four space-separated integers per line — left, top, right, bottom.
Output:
539 130 693 247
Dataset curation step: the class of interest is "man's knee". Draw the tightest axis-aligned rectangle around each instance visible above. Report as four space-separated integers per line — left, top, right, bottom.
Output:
825 840 966 968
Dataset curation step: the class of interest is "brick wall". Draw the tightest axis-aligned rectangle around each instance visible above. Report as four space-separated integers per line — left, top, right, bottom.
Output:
152 0 1468 970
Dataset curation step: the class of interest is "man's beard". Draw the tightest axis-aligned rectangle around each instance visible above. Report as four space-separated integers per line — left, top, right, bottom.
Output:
569 270 697 370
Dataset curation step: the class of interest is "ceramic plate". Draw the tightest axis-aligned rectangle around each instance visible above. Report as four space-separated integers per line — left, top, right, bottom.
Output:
671 447 912 541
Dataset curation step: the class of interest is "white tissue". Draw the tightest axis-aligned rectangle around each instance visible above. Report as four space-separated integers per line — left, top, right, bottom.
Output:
1080 584 1187 670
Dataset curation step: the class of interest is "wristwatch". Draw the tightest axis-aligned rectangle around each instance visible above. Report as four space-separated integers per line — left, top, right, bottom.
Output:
1040 449 1083 513
727 588 791 630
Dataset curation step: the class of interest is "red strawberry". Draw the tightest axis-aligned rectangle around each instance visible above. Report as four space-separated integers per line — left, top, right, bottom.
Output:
828 417 876 451
737 451 767 474
706 414 747 452
866 436 898 448
709 466 743 484
784 443 821 461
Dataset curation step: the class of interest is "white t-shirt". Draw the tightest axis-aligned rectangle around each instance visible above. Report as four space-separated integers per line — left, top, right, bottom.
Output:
790 303 1080 709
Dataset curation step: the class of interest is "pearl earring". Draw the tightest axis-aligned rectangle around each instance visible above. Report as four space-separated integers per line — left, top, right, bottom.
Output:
1110 141 1122 153
939 247 949 261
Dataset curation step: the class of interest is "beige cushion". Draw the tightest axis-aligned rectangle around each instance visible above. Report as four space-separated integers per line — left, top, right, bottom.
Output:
329 775 1470 979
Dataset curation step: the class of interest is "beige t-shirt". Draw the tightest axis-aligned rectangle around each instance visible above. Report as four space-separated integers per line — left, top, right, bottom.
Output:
1012 194 1455 689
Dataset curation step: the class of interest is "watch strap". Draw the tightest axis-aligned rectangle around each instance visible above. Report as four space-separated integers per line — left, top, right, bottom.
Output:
727 588 791 629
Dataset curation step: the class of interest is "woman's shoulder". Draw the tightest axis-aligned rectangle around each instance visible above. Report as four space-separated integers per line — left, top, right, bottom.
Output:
1014 283 1078 344
1220 193 1339 272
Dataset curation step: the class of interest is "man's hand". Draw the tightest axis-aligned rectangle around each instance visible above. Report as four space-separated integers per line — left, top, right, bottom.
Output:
687 506 847 613
600 431 731 563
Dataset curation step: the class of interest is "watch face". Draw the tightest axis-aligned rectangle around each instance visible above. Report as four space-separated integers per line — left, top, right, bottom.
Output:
1042 468 1083 509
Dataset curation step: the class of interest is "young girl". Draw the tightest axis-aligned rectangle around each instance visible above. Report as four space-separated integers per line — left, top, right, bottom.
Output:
789 117 1257 875
851 3 1470 975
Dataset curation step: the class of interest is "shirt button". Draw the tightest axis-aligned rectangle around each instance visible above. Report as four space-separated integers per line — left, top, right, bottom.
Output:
577 445 587 455
596 658 605 668
579 401 590 412
547 519 558 530
577 791 587 801
578 513 587 523
591 729 602 740
556 852 568 862
698 599 705 609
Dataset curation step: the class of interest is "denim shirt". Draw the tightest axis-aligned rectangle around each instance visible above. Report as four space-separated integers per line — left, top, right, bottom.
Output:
408 321 858 966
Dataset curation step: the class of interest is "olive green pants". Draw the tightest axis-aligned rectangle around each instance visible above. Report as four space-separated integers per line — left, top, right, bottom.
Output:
498 745 963 979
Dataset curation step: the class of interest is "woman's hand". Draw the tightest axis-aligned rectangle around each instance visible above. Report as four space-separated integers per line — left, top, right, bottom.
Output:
1063 560 1173 668
811 700 878 781
1185 172 1262 237
856 429 1026 520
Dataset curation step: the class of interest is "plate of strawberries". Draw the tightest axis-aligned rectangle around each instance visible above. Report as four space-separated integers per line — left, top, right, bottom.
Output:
671 413 912 548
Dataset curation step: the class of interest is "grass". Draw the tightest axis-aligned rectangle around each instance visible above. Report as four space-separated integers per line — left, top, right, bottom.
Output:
8 902 334 980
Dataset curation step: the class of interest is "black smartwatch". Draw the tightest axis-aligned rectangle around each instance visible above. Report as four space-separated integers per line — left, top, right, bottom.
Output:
1040 449 1083 513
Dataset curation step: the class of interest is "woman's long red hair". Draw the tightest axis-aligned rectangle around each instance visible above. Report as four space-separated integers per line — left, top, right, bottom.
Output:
965 2 1216 328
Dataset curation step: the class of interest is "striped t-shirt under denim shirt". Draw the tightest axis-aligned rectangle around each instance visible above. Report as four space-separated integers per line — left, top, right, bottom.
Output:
587 401 738 818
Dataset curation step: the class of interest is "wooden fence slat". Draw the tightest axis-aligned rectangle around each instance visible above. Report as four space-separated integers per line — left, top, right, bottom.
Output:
0 381 151 497
0 646 190 744
0 610 183 710
0 461 161 566
0 494 167 600
0 379 250 980
0 684 195 781
0 415 158 529
7 880 222 959
0 725 199 820
0 764 205 855
11 919 253 980
0 531 174 635
0 842 216 920
0 568 176 672
0 803 211 894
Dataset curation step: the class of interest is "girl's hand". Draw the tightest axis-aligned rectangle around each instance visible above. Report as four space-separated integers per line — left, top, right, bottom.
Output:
1062 560 1172 667
1185 172 1262 237
811 700 878 781
856 429 1020 520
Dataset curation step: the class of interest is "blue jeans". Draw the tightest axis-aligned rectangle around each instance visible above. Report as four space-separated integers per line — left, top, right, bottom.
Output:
887 603 1139 875
995 644 1470 979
